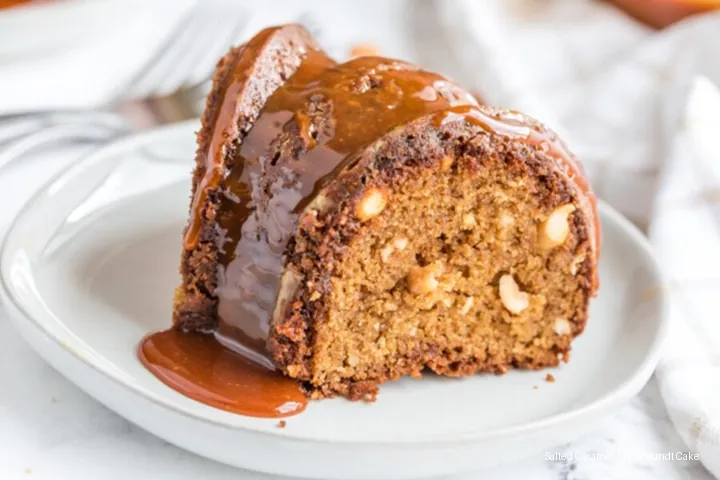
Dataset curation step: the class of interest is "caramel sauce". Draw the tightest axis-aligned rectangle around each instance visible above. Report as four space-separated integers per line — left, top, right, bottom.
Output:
210 48 477 341
184 27 280 250
139 330 306 418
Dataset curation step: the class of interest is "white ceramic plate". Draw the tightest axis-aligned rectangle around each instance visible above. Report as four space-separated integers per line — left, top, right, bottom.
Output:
0 120 669 480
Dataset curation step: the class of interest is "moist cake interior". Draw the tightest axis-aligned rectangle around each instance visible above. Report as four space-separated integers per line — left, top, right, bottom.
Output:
310 155 586 394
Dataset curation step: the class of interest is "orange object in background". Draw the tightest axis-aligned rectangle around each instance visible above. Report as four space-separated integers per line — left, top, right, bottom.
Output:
608 0 720 28
0 0 30 8
0 0 52 9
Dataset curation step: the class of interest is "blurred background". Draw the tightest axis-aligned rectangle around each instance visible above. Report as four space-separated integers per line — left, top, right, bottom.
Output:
1 1 720 479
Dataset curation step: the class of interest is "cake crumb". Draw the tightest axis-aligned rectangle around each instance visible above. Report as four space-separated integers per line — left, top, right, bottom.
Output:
532 385 538 390
25 468 32 474
51 397 57 403
276 420 287 428
545 373 556 383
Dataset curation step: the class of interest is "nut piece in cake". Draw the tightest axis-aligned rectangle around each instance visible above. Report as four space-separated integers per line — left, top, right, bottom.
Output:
554 318 572 335
356 188 388 222
459 296 474 315
538 204 575 249
380 237 409 262
407 263 443 295
499 274 529 314
570 255 585 275
462 213 476 230
393 237 408 250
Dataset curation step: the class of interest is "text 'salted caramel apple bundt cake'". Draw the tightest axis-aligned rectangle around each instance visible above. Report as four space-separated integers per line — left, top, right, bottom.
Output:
171 24 599 402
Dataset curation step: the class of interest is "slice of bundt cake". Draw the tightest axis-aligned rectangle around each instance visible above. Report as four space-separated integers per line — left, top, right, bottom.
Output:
173 24 599 400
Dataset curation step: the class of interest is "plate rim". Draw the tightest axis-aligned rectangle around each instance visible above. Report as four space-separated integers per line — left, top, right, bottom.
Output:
0 120 671 445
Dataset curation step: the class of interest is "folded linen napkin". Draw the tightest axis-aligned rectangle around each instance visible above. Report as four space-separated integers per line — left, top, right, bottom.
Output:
437 0 720 476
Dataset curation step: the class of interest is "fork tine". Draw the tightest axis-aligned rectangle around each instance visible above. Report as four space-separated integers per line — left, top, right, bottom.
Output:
114 2 205 102
158 1 250 96
126 17 209 100
132 0 237 99
185 12 251 89
135 13 221 98
151 9 233 96
131 0 256 100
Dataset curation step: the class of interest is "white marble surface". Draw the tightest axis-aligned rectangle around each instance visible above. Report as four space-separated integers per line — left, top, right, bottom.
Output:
0 148 712 480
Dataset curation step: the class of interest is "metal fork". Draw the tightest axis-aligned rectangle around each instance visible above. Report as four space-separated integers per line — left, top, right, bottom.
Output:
0 0 253 171
115 0 251 101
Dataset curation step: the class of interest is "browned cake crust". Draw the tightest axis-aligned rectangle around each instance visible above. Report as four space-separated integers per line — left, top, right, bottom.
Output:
174 24 599 401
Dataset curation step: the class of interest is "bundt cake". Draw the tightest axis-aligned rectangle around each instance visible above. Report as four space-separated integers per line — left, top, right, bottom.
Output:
172 24 599 401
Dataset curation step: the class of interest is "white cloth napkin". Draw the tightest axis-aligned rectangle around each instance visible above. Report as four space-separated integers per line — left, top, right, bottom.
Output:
437 0 720 476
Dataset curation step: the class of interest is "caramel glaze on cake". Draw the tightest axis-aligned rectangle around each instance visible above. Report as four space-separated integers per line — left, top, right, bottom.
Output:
170 24 599 402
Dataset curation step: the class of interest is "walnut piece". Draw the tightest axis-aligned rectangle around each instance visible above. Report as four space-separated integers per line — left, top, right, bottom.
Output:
384 302 398 312
407 263 443 295
380 245 394 262
393 237 408 250
554 318 572 335
380 237 408 262
538 204 576 249
459 296 474 315
306 193 333 212
462 213 476 230
498 274 529 314
570 255 585 275
499 213 514 228
355 188 388 222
